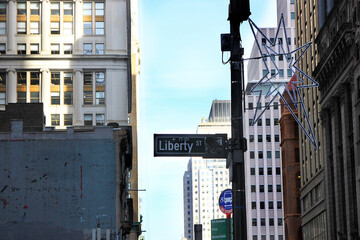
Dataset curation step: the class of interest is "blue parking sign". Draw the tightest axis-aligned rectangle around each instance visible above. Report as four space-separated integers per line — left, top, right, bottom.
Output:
219 189 232 215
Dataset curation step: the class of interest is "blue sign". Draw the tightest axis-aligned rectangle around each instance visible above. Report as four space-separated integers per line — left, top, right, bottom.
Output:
219 189 232 215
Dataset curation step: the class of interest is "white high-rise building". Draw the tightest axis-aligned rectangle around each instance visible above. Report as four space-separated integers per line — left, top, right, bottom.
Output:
245 0 296 239
0 0 130 128
183 100 231 240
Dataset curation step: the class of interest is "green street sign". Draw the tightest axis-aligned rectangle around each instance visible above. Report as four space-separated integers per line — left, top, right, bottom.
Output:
153 134 227 158
211 218 233 240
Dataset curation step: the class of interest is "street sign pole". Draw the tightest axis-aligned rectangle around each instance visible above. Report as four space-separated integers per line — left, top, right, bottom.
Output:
227 1 250 240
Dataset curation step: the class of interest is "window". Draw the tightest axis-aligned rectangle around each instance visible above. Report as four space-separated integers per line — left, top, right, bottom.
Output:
51 72 60 85
252 218 257 226
30 2 39 15
269 201 273 209
0 22 5 35
64 73 73 105
250 168 255 175
275 151 280 158
275 134 280 142
51 22 60 34
258 135 263 142
0 3 6 15
277 201 282 209
269 218 274 226
290 0 294 4
260 201 265 209
96 91 104 104
270 54 275 61
249 119 253 126
257 118 262 126
259 168 264 175
51 2 60 15
95 21 104 35
267 151 271 158
291 12 295 20
95 43 104 54
259 185 264 192
279 69 284 77
51 92 60 105
266 118 270 126
95 3 104 35
278 218 283 226
249 135 254 142
29 44 38 54
84 73 93 105
271 69 276 76
258 151 263 159
273 102 279 109
17 22 26 34
51 44 60 54
276 185 281 192
276 167 281 175
30 22 39 34
0 72 6 104
17 2 26 15
285 69 292 79
30 72 39 85
96 113 105 125
64 91 72 105
252 202 256 209
84 114 93 126
262 69 267 77
266 135 271 142
274 118 279 125
261 218 265 226
267 167 272 175
251 185 256 192
0 44 5 54
17 44 26 54
51 114 60 126
64 22 73 34
64 44 72 54
83 2 92 15
64 2 73 15
279 54 283 61
268 184 273 192
64 114 73 126
84 21 92 35
287 38 291 45
84 43 92 54
250 151 255 159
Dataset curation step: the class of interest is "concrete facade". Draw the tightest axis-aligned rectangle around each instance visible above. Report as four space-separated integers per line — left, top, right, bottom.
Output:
313 0 360 239
0 0 130 128
279 77 302 240
0 105 133 240
293 1 326 239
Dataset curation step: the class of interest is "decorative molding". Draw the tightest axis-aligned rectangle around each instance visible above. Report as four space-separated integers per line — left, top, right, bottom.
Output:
6 69 16 73
73 68 83 73
40 69 50 73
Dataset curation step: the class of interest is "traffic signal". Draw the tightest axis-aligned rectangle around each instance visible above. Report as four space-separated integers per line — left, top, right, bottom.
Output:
228 0 251 23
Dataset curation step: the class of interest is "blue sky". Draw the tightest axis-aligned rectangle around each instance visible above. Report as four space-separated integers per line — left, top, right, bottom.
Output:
138 0 276 239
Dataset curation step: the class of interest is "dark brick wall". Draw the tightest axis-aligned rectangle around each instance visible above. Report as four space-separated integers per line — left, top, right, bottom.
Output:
0 103 44 132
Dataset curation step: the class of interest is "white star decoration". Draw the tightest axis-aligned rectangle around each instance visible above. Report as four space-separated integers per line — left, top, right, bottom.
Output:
248 14 319 149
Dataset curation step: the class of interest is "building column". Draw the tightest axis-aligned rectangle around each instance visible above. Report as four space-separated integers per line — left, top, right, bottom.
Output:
6 69 16 103
320 107 335 239
74 0 83 54
40 0 50 54
7 0 16 54
73 69 83 125
330 97 347 237
40 69 50 104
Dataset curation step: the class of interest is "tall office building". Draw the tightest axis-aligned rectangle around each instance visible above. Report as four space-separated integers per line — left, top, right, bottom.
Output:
0 0 131 128
183 100 231 240
312 0 360 239
245 1 296 239
293 0 326 239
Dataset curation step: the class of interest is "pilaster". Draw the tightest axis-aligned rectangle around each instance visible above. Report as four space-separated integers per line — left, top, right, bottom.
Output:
6 69 16 103
73 69 83 125
40 0 50 54
7 0 16 54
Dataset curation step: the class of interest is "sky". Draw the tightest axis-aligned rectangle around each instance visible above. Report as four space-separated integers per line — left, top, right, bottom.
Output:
138 1 277 239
